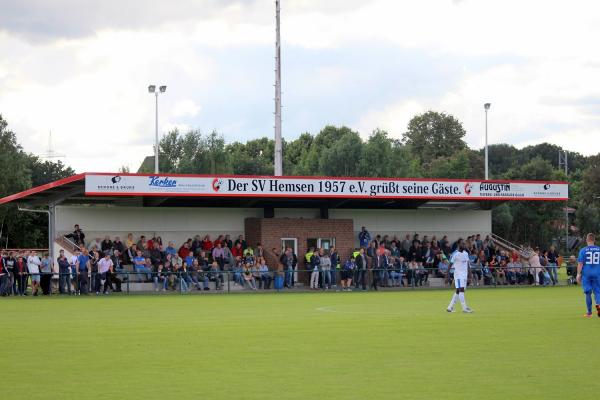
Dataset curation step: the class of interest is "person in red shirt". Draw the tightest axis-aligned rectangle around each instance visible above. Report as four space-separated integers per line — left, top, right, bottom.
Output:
231 242 243 258
201 235 213 252
178 242 191 259
15 255 28 296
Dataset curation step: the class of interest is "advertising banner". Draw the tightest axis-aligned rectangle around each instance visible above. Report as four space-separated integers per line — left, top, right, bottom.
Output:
84 173 568 201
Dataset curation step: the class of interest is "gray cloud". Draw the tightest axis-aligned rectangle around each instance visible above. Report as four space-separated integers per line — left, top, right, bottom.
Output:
0 0 260 41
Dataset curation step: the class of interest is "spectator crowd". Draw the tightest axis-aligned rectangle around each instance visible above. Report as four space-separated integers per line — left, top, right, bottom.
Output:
0 224 576 297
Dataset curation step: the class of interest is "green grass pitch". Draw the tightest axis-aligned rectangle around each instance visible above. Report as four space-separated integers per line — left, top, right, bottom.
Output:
1 286 597 400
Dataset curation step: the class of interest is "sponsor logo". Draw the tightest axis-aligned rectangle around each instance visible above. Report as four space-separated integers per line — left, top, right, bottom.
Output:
479 182 511 193
111 176 121 184
148 176 177 188
212 178 223 192
464 183 473 195
543 184 551 190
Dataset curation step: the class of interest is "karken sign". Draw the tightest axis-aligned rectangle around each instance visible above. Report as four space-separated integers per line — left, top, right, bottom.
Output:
84 173 568 201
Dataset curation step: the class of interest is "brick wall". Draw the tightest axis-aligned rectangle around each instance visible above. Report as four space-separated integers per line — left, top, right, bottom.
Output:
245 218 355 274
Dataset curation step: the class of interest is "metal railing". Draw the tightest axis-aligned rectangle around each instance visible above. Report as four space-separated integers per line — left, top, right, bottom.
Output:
0 265 574 297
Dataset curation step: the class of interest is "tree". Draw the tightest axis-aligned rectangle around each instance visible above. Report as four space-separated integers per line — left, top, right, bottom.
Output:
358 129 394 177
403 111 468 164
320 131 362 176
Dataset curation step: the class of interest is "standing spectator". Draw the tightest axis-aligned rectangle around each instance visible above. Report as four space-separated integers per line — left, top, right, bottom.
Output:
355 248 367 291
309 250 320 290
319 249 332 290
97 253 113 295
341 257 355 291
15 255 28 295
4 251 16 295
401 234 412 255
547 245 559 285
56 249 71 294
0 252 7 296
27 250 42 296
108 250 123 292
90 250 100 292
255 243 265 259
65 224 85 247
40 253 53 295
76 248 91 295
330 246 340 288
358 226 371 248
232 256 244 287
280 248 294 288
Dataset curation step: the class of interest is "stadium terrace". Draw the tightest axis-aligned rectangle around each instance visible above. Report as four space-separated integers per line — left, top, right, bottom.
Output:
0 173 568 294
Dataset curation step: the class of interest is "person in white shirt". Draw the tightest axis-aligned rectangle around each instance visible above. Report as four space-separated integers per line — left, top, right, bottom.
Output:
70 249 80 295
447 240 474 313
27 250 42 296
96 253 113 295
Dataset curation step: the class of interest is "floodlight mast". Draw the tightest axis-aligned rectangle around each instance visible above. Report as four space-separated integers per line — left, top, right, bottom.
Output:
484 103 491 180
148 84 167 174
274 0 283 176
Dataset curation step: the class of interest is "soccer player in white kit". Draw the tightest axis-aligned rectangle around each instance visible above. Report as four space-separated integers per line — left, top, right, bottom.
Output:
447 240 474 313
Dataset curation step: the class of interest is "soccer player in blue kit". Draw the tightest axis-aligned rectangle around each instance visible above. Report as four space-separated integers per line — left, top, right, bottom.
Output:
577 233 600 318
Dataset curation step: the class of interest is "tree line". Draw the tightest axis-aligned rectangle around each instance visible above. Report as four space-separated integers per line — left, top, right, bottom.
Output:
1 111 599 250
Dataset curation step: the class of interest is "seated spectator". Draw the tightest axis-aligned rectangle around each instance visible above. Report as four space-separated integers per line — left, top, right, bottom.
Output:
436 253 449 279
390 256 406 287
257 257 272 289
565 255 577 284
234 235 247 250
232 242 243 259
133 250 151 281
165 241 177 257
126 233 134 248
212 242 226 270
188 259 207 290
209 261 224 290
153 264 167 291
113 236 125 255
88 237 102 252
101 236 113 255
201 235 213 252
243 263 257 290
232 256 244 286
178 242 191 259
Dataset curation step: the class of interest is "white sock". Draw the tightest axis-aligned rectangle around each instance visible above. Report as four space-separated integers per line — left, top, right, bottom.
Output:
448 293 458 309
459 292 467 309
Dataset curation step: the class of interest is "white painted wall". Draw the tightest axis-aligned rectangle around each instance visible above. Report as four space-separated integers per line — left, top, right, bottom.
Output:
329 209 492 245
56 205 261 246
55 205 490 248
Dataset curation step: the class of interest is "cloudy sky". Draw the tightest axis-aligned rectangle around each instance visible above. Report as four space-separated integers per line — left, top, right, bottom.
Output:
0 0 599 172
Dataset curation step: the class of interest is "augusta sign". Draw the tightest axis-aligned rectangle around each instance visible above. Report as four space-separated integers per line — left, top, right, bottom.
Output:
84 173 568 201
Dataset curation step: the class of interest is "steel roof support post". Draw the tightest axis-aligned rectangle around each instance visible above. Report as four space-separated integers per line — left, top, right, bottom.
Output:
48 203 56 269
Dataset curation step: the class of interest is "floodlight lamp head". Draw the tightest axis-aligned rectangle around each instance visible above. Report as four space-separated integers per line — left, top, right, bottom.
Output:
484 103 491 110
148 85 156 93
159 85 167 93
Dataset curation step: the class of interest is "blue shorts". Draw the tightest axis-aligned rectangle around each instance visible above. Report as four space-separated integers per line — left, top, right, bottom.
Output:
582 268 600 295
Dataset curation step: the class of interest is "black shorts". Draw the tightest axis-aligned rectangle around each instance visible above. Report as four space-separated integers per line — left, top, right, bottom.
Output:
341 270 353 280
